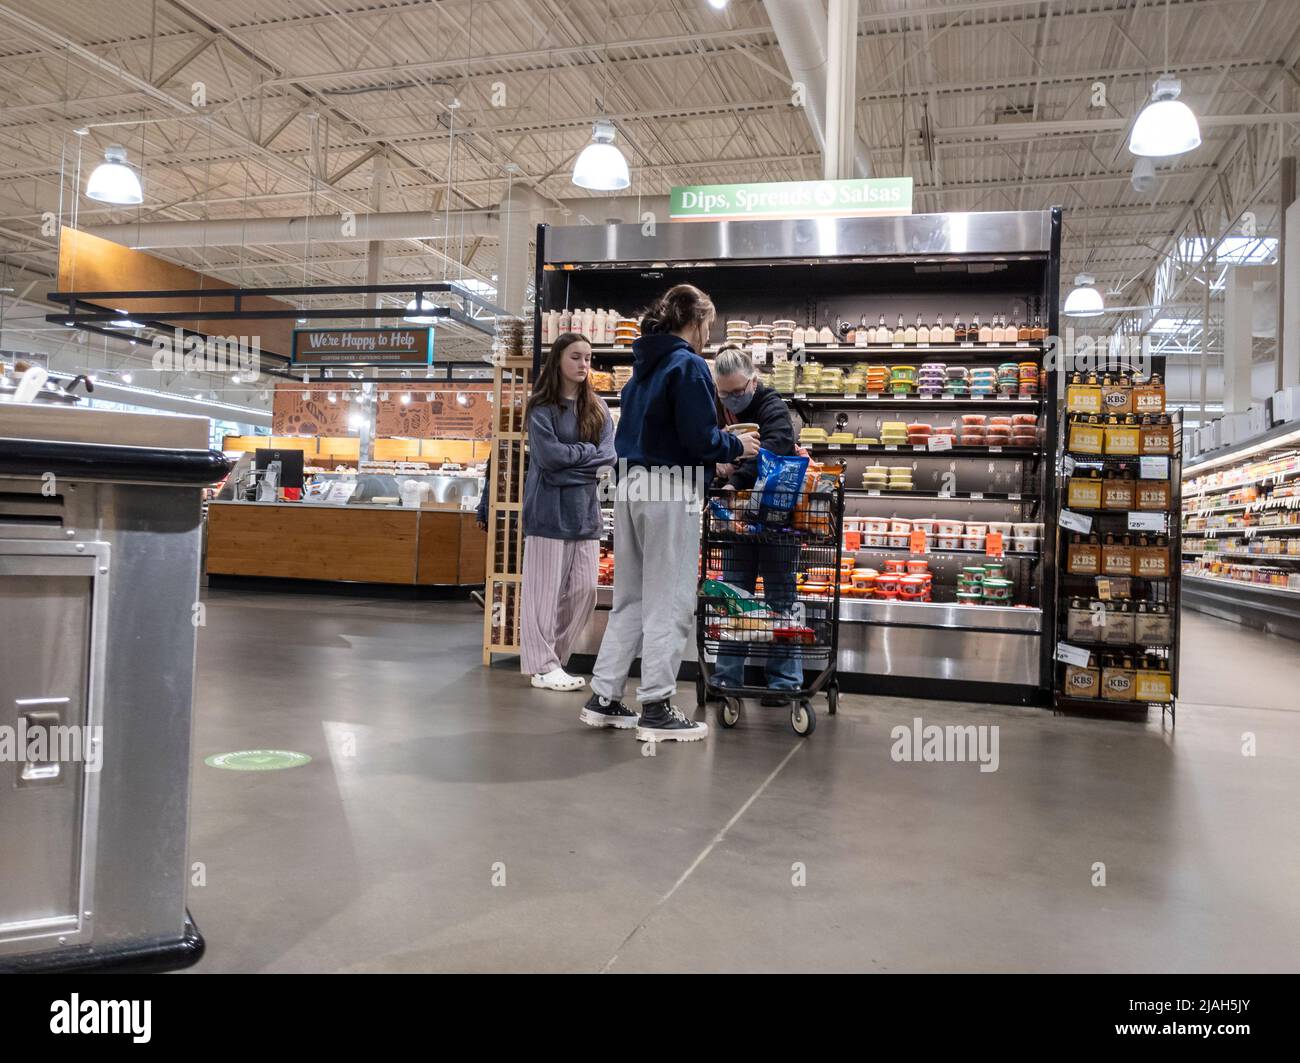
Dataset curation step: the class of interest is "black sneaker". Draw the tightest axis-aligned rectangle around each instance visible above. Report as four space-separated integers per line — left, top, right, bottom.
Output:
635 699 709 743
580 693 639 730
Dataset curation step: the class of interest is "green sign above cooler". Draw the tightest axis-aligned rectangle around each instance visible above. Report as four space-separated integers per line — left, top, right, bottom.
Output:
291 326 434 367
668 178 913 222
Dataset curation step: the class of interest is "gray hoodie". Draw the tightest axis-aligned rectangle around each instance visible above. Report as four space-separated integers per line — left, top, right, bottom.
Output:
523 398 615 540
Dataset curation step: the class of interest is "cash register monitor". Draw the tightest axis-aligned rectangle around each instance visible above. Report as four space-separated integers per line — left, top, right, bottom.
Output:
253 448 304 489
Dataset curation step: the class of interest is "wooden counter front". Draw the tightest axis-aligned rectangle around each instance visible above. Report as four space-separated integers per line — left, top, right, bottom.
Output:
207 502 486 586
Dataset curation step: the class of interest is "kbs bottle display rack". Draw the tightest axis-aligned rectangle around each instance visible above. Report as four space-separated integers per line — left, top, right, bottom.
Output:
1053 370 1182 718
540 209 1063 706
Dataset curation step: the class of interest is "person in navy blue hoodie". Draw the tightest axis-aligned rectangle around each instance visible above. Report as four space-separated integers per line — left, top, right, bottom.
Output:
580 284 759 742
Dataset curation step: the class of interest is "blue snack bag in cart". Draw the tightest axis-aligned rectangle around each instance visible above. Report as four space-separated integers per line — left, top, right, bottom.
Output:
746 447 809 524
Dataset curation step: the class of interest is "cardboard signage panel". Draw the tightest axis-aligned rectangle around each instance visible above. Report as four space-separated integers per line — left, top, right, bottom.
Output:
292 327 433 367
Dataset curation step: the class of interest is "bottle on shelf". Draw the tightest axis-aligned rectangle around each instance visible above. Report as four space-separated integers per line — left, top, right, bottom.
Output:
916 314 929 345
954 314 967 343
558 307 572 333
893 314 906 344
977 314 992 344
991 314 1005 344
1017 312 1032 343
942 315 956 345
904 315 918 345
856 314 870 348
818 319 835 345
872 313 888 344
1032 305 1047 342
593 308 608 345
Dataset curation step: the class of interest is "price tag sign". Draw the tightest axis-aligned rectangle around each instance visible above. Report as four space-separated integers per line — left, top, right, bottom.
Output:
989 446 1002 453
970 492 984 500
985 531 1004 558
912 445 927 452
1140 456 1170 479
893 342 905 349
1009 493 1022 501
971 395 985 402
1055 642 1093 667
794 393 807 400
856 445 871 451
1097 578 1113 601
1063 455 1077 475
928 436 953 453
1128 512 1165 532
1061 509 1093 533
828 444 841 451
909 529 929 555
942 394 956 401
868 490 881 497
751 342 768 366
885 445 898 451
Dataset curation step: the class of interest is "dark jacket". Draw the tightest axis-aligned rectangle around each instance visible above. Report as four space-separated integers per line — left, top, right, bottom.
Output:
523 399 615 540
616 333 742 470
719 382 795 490
475 458 490 524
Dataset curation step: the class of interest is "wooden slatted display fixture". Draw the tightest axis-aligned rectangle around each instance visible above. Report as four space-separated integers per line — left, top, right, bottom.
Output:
482 317 532 663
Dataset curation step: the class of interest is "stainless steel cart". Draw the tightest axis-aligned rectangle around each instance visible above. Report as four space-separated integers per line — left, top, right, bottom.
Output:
0 400 230 972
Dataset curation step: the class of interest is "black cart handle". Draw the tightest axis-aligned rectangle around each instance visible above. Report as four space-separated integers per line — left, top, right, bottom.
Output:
0 437 234 486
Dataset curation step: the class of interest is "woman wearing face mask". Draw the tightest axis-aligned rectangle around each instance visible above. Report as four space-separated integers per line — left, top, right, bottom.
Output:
520 332 616 691
710 346 803 702
581 284 759 741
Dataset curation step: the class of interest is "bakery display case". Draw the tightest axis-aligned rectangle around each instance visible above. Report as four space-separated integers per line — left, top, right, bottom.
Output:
540 209 1063 704
1052 366 1182 715
1180 422 1300 642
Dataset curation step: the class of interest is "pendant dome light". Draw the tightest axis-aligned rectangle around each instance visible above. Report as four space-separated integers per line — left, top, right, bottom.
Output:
1129 77 1202 157
85 144 144 205
571 120 630 191
404 296 438 324
1128 1 1201 158
1063 274 1105 317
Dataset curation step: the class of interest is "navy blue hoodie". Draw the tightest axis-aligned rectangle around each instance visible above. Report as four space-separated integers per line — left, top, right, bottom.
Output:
616 333 743 470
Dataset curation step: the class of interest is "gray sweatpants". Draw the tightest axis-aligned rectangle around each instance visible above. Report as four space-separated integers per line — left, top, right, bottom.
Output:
591 467 702 705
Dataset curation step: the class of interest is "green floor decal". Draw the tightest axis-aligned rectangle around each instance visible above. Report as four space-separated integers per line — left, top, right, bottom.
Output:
204 750 312 771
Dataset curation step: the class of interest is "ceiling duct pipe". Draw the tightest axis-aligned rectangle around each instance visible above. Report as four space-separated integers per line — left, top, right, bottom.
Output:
84 210 497 249
763 0 871 178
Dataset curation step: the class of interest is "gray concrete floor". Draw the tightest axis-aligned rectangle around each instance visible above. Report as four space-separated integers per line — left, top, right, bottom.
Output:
186 591 1300 972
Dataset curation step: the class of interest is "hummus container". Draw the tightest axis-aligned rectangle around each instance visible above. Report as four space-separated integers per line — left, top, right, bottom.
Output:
937 534 962 551
883 558 907 574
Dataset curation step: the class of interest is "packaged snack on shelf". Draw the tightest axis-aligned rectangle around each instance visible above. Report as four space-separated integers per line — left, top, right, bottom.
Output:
1132 374 1166 415
1136 479 1171 511
1066 372 1102 414
1134 657 1173 702
1068 533 1101 575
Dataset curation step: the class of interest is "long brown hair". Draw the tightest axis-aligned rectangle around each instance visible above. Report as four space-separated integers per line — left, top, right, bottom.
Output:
526 331 607 444
639 283 715 337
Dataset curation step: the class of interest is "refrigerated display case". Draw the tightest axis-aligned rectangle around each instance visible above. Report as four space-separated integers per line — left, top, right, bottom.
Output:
1180 421 1300 642
540 209 1062 704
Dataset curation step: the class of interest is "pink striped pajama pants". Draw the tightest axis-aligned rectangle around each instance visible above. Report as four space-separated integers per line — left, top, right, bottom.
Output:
519 535 601 675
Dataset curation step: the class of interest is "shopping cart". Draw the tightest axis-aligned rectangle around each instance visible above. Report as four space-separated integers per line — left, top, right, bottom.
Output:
695 482 844 736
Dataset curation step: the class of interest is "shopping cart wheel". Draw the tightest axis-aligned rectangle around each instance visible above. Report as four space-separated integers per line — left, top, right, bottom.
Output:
827 681 839 716
718 697 742 729
791 700 816 736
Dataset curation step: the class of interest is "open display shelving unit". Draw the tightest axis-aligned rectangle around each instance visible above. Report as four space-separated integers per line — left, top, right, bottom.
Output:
1052 375 1182 718
1180 420 1300 642
538 209 1062 705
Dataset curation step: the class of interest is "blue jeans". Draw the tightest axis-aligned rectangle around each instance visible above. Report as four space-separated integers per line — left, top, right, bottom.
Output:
712 539 803 691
